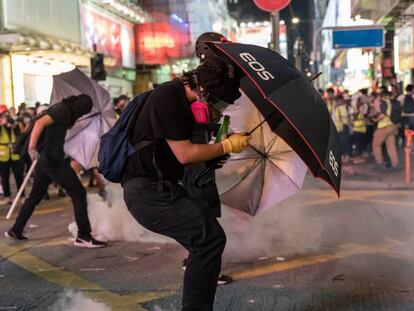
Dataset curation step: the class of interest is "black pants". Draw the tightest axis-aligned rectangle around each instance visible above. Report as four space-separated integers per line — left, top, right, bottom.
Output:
0 159 24 197
349 132 366 156
11 159 91 238
402 116 414 130
123 178 226 311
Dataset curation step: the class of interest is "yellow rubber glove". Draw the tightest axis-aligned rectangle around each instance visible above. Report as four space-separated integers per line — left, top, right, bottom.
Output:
221 133 251 154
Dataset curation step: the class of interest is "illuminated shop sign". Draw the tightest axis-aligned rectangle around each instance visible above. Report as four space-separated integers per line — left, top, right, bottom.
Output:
135 21 192 65
80 4 122 66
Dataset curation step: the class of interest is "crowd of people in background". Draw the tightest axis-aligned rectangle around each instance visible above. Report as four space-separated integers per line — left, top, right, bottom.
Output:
321 83 414 173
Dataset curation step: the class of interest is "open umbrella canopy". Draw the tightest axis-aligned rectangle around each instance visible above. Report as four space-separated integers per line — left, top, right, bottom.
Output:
216 92 308 215
49 68 116 169
209 42 341 194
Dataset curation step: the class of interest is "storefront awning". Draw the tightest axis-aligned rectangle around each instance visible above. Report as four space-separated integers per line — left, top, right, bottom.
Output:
0 33 92 67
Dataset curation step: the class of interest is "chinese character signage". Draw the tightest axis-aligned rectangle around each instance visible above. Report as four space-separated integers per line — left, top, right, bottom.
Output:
81 4 122 66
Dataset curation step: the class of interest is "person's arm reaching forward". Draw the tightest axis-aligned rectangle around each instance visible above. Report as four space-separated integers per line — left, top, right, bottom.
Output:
167 133 251 165
28 115 54 160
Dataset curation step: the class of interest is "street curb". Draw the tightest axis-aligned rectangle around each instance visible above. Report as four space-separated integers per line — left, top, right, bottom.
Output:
341 180 414 190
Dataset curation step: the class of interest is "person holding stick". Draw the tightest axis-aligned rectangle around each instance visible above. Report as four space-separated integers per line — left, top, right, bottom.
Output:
5 95 106 248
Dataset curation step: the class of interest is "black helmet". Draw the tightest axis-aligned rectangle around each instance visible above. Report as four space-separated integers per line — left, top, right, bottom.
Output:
195 32 227 60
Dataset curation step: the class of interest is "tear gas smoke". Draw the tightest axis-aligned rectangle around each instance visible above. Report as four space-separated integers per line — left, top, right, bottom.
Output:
70 183 326 260
49 290 111 311
69 183 414 261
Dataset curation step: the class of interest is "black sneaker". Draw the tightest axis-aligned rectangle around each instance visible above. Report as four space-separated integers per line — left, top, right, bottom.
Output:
217 274 233 285
74 236 107 249
182 258 188 271
4 230 28 241
386 165 403 172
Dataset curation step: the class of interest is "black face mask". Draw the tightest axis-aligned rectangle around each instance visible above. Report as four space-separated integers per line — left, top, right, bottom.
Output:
207 79 241 105
63 94 93 128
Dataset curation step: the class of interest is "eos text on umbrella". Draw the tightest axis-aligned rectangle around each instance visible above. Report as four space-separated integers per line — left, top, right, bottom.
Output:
239 53 275 81
329 150 339 177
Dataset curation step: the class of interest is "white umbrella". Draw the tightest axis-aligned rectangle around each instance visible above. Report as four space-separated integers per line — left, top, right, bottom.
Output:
216 92 308 216
49 68 116 169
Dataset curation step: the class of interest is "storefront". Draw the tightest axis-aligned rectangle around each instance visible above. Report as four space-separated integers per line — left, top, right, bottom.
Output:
80 3 136 98
0 0 87 106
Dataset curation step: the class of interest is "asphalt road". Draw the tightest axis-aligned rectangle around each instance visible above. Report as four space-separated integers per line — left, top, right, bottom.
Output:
0 179 414 311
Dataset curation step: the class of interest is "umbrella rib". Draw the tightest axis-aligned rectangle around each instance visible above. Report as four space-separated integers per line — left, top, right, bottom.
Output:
255 160 266 215
266 136 279 153
219 158 263 196
267 159 302 189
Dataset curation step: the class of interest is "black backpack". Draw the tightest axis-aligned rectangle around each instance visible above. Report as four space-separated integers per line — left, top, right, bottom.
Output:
403 95 414 114
390 99 402 124
13 117 45 158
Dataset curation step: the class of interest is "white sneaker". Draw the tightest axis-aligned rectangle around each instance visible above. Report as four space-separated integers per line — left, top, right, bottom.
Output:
73 236 107 249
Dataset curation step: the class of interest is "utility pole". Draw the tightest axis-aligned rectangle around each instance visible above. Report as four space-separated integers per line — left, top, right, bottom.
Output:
295 37 303 71
271 11 279 52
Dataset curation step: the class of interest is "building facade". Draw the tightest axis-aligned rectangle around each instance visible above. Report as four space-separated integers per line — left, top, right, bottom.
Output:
0 0 147 107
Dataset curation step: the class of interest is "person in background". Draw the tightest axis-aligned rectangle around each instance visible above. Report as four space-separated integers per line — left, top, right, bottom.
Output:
397 84 414 131
332 94 353 163
26 108 36 119
372 90 400 171
325 87 335 114
70 160 106 198
17 103 26 116
114 95 129 115
349 95 368 163
391 83 401 101
0 105 24 205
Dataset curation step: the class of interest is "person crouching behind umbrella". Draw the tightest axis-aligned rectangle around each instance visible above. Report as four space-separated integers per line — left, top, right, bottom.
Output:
5 95 107 248
0 104 24 205
122 58 250 310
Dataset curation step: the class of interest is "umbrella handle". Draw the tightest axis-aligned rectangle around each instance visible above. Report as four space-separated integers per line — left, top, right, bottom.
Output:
248 110 278 135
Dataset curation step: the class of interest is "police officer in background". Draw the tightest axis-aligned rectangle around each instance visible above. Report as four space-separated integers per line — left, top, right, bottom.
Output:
122 57 251 310
0 104 24 205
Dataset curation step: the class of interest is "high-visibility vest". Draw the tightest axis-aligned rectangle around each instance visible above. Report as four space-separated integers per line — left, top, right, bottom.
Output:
377 99 394 129
0 127 20 162
326 100 334 114
353 112 366 133
333 104 350 132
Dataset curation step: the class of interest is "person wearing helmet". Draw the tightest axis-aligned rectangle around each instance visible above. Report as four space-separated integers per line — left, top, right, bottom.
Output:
122 54 249 310
0 104 24 205
181 32 235 285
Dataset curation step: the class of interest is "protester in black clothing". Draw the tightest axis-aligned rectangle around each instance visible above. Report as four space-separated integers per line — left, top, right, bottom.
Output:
0 105 24 205
6 95 106 248
123 58 250 311
180 31 234 286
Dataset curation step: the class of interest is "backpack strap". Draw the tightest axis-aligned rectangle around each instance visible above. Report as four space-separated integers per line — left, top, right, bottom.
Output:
133 140 154 153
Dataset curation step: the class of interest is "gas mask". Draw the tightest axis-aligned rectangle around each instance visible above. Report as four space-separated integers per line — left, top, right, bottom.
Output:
190 95 234 125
